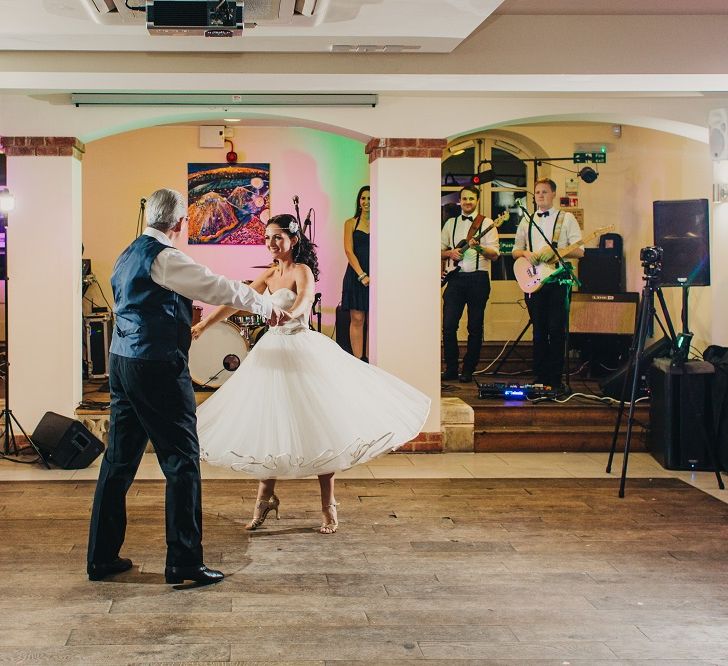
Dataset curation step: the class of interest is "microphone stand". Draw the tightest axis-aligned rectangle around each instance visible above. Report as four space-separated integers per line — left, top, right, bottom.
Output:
292 195 301 226
524 205 579 394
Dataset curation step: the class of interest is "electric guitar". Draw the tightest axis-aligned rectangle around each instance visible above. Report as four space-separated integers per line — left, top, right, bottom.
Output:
513 224 615 294
441 210 510 286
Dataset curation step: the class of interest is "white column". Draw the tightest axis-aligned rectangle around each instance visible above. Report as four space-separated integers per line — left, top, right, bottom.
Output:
368 141 443 434
6 142 83 429
712 161 728 346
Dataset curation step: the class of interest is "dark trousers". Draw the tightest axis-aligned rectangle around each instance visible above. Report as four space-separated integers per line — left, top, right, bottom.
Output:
526 283 569 386
442 271 491 374
87 353 203 568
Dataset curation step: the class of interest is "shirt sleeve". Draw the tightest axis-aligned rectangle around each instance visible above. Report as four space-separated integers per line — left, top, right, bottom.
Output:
482 218 500 257
441 218 454 251
561 212 582 247
513 219 528 252
151 248 273 318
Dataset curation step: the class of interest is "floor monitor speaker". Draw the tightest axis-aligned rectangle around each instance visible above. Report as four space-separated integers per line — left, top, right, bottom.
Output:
32 412 104 469
599 336 672 400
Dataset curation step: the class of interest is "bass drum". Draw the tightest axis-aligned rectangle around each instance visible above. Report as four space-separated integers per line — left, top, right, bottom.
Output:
189 320 249 389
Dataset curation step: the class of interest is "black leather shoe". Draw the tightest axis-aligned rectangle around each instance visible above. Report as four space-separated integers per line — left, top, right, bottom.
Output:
441 370 459 381
459 372 473 383
164 564 224 585
87 557 133 581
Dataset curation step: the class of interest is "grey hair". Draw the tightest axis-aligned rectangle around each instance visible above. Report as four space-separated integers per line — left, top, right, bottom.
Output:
145 188 187 231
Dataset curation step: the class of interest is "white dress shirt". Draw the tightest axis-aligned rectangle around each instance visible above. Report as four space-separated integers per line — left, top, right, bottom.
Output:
144 227 272 318
513 208 581 254
441 214 500 273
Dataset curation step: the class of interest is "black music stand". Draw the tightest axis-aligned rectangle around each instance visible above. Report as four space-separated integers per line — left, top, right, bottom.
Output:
0 196 50 466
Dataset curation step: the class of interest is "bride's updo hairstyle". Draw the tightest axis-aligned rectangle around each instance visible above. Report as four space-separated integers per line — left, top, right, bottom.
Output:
266 213 320 281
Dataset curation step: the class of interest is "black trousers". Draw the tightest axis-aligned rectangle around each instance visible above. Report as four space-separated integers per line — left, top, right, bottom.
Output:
526 283 569 386
87 353 203 568
442 271 491 374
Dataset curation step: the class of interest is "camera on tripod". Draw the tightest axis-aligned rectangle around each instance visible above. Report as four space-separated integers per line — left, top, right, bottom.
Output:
639 245 663 277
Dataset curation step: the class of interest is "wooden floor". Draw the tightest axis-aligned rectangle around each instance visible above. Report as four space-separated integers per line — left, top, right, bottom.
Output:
2 477 728 664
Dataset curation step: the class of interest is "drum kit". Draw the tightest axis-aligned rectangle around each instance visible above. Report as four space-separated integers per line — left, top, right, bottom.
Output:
188 305 268 389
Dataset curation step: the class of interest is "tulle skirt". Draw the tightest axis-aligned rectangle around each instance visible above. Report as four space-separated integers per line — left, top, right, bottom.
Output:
197 328 431 479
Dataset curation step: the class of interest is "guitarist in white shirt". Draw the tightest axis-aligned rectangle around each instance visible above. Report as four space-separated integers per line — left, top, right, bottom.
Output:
440 186 500 383
512 178 583 389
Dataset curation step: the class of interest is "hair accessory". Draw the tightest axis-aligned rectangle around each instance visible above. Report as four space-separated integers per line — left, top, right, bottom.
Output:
288 220 299 234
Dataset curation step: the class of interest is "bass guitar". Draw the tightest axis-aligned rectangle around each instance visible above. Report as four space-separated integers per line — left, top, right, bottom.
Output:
441 210 509 286
513 224 615 294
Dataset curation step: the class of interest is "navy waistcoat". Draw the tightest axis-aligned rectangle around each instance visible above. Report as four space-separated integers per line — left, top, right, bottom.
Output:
109 234 193 361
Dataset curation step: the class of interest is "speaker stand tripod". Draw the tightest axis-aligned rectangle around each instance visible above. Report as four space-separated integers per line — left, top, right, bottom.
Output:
1 226 50 467
606 255 723 497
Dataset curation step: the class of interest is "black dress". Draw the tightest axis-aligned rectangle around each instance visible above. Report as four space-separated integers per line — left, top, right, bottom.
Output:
341 216 370 312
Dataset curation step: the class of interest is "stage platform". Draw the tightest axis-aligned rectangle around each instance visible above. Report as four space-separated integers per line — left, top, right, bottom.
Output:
74 341 647 455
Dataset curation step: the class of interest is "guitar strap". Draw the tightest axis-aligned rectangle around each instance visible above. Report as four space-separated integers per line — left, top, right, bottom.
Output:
451 214 485 270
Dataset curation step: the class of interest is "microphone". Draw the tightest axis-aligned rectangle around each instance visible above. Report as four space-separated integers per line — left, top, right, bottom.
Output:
292 195 299 205
140 198 146 205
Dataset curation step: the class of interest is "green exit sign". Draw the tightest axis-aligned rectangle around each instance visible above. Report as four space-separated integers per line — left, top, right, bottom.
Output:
574 152 607 164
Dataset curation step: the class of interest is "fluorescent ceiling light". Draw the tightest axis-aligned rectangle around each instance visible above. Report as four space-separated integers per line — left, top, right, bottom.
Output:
70 93 378 107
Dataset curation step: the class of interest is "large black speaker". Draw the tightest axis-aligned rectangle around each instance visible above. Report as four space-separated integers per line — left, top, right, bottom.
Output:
648 358 715 470
579 248 625 293
599 336 672 399
32 412 104 469
653 198 711 287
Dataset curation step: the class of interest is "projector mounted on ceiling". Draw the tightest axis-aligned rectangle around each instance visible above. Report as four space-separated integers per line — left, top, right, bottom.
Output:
146 0 243 36
80 0 329 29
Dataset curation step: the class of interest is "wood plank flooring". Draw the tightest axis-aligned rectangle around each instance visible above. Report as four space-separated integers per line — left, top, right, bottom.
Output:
2 477 728 664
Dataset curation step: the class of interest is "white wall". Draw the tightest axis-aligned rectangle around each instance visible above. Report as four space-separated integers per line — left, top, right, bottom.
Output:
83 125 369 332
371 156 441 433
7 155 82 428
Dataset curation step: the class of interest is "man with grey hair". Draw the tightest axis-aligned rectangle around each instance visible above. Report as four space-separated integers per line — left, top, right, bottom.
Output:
87 188 287 586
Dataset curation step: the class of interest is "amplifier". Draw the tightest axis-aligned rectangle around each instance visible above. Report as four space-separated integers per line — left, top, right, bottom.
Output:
570 292 638 335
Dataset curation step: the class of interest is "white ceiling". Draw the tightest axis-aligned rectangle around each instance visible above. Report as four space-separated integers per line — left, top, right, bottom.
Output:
0 0 505 53
3 0 728 54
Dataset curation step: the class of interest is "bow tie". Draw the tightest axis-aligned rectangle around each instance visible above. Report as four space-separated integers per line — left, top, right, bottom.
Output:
536 211 550 218
462 216 474 222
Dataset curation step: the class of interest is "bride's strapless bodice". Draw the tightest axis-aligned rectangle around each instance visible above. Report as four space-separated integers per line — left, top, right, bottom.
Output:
269 287 308 334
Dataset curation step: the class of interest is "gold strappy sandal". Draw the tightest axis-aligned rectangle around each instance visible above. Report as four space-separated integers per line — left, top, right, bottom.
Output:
244 494 280 531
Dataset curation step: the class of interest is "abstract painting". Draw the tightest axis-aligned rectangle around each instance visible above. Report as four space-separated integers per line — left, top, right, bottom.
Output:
187 163 270 245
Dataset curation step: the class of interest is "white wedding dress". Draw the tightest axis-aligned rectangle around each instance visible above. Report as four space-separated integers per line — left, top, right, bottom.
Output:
198 288 431 479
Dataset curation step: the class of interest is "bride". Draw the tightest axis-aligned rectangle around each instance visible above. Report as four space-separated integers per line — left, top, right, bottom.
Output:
193 213 430 534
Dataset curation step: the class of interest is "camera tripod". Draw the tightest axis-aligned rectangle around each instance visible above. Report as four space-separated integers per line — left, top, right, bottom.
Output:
606 259 724 497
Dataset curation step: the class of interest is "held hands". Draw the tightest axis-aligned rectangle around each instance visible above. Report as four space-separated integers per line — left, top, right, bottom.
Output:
268 306 291 327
